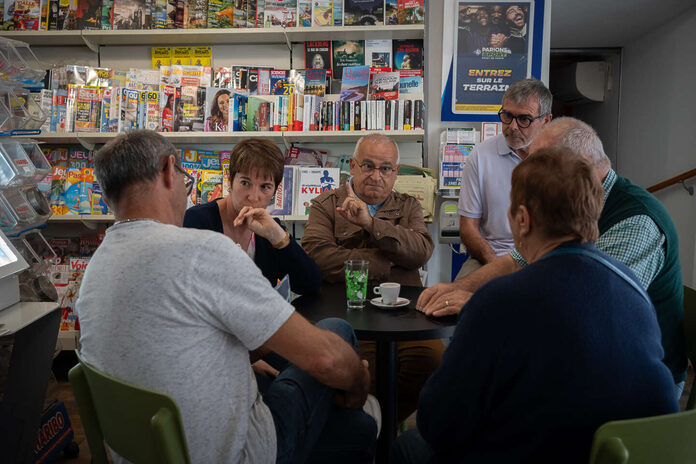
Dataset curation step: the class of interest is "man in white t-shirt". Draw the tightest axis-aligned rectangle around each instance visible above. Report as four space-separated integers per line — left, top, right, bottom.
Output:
456 78 552 278
76 130 377 463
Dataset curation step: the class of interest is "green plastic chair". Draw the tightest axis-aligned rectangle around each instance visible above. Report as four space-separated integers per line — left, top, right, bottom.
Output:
588 409 696 464
68 351 190 464
684 285 696 410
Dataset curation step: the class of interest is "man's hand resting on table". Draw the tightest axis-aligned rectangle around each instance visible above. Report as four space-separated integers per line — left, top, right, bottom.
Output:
416 283 473 317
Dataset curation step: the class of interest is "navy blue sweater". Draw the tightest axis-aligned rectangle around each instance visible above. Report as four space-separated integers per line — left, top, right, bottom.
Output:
183 200 322 295
418 241 678 464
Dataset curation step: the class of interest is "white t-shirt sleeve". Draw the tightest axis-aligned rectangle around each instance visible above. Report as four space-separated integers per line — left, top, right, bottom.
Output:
190 234 295 351
458 147 483 218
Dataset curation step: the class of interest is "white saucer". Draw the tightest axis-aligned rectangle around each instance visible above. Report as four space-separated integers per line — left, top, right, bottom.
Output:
370 297 410 309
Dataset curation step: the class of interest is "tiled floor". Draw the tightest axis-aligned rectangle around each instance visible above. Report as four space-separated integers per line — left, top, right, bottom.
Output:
43 355 694 463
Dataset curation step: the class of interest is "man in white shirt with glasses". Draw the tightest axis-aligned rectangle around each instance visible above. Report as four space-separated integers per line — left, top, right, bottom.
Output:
456 78 552 278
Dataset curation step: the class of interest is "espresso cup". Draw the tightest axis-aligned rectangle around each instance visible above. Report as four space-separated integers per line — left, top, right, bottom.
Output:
373 282 401 304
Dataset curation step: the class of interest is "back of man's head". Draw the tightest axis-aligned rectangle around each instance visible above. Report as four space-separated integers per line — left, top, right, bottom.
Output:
95 130 177 205
533 117 610 168
503 78 552 116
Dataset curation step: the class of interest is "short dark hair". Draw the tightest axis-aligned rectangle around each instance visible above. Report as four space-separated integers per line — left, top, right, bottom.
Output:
510 147 602 242
228 138 284 188
503 78 552 117
94 130 177 204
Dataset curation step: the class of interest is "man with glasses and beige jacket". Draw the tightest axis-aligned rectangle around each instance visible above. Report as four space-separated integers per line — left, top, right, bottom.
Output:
456 78 552 278
302 133 439 423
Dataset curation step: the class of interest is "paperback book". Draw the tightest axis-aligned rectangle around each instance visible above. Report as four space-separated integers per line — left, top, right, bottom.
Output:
396 0 423 24
305 41 332 78
304 69 327 96
206 0 232 27
343 0 383 26
393 39 423 70
293 167 339 216
264 0 296 27
311 0 331 26
246 95 272 131
332 40 365 80
267 165 294 215
340 66 369 101
297 0 310 26
365 39 392 68
76 0 100 28
399 69 423 95
369 71 399 100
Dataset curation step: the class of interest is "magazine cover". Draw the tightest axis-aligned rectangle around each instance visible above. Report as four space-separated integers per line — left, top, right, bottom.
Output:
75 0 100 28
369 71 399 100
144 90 160 131
399 68 423 95
340 66 369 101
177 85 205 132
120 88 140 131
56 0 78 29
396 0 423 24
11 0 42 30
159 84 176 131
344 0 383 25
365 39 392 68
100 0 113 28
204 87 230 132
186 0 206 27
393 39 423 70
311 0 330 26
152 0 166 27
270 69 290 95
304 41 332 78
206 0 232 27
232 0 246 27
246 95 272 131
74 87 100 132
112 0 147 28
332 40 365 80
230 91 249 131
267 165 294 215
199 169 223 204
297 0 310 26
246 0 256 27
384 0 397 24
293 167 339 216
263 0 296 27
332 0 341 25
304 69 327 96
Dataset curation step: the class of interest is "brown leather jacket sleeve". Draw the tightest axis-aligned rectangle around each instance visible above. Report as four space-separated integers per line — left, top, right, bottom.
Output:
301 187 434 285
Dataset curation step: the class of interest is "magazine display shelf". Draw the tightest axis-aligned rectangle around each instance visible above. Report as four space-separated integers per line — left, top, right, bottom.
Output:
0 25 424 50
17 129 424 150
47 213 310 224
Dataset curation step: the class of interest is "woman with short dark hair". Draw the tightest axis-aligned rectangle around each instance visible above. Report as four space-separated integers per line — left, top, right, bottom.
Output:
183 138 321 296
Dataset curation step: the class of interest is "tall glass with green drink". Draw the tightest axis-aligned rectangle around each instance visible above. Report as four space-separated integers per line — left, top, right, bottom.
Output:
345 260 369 308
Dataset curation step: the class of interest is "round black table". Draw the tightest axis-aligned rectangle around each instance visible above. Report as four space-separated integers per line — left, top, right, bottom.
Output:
293 283 457 463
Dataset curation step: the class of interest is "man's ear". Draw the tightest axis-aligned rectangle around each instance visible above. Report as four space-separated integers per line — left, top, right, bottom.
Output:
162 154 177 190
543 113 553 124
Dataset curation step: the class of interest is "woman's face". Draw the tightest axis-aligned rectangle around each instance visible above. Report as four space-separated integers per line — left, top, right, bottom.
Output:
218 93 230 120
230 169 277 212
312 54 325 68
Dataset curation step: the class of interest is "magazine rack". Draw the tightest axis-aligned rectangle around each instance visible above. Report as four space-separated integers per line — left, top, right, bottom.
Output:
0 36 61 464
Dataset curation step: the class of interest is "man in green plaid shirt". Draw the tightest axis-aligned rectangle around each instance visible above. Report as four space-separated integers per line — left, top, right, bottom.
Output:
418 117 686 398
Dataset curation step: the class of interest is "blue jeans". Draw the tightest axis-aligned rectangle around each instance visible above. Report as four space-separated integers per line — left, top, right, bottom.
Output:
389 429 437 464
260 318 377 464
390 429 437 464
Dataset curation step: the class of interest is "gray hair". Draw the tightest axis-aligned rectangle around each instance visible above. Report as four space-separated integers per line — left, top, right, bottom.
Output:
94 130 178 204
545 117 611 167
353 133 400 163
503 78 553 116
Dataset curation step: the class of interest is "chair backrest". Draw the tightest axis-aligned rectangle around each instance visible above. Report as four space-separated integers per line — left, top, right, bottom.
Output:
68 351 190 464
588 409 696 464
683 285 696 409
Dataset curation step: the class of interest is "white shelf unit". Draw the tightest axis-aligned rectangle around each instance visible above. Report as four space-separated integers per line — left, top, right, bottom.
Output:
21 130 424 146
0 25 423 48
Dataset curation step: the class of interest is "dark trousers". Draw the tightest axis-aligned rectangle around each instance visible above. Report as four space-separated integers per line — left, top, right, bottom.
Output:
260 318 377 464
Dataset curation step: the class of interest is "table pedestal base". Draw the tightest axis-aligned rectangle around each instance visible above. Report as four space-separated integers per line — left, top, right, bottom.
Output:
376 340 398 463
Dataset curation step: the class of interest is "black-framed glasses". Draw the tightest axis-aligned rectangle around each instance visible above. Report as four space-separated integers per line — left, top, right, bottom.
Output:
175 165 195 196
497 109 546 128
358 162 396 177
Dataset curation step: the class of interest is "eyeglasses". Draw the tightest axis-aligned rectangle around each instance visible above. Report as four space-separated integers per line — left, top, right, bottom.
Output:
357 162 397 177
497 110 546 128
174 164 195 196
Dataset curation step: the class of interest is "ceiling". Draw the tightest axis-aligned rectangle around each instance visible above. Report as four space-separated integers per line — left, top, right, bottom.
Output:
550 0 696 48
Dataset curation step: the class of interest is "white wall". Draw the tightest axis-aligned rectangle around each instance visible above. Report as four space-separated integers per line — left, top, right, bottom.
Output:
617 6 696 286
